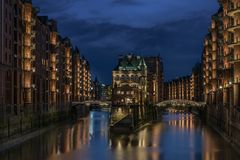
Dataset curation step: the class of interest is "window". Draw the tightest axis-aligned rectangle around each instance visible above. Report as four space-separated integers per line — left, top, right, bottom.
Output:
115 75 120 81
5 52 7 62
9 39 11 49
5 38 7 48
5 23 7 33
6 106 11 115
9 54 11 63
14 56 17 67
9 26 11 34
14 31 17 41
131 75 134 81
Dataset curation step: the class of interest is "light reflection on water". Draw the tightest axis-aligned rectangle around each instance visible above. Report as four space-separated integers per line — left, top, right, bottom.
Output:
0 112 239 160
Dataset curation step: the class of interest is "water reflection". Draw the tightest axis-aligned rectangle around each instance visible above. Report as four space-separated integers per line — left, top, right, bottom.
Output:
0 112 239 160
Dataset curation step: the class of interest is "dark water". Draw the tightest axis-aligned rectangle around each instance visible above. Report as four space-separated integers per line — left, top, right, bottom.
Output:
0 111 239 160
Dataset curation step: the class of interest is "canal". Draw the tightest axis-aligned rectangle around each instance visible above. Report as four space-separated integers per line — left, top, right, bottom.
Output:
0 111 239 160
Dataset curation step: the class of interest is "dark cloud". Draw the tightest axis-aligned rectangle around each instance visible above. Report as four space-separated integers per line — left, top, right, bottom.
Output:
111 0 141 5
53 13 211 83
33 0 77 15
32 0 219 83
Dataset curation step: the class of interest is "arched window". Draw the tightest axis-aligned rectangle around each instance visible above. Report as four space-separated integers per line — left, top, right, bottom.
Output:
115 75 120 81
126 75 130 81
121 75 125 81
131 75 134 81
134 75 139 82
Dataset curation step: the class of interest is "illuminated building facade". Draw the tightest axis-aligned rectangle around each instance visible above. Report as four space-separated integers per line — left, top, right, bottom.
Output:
164 76 191 101
72 48 82 102
164 62 203 102
72 50 92 102
80 57 91 101
57 38 72 112
0 0 92 133
91 77 102 100
144 56 164 105
33 16 51 114
22 0 39 114
203 9 224 112
190 63 204 102
91 81 112 101
0 0 39 121
220 0 240 112
48 19 58 112
202 0 240 146
112 54 147 106
0 0 15 122
101 84 112 101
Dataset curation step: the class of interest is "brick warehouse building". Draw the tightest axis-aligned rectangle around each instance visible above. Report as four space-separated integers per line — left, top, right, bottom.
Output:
164 76 191 101
164 63 203 102
144 56 164 105
202 0 240 147
0 0 92 139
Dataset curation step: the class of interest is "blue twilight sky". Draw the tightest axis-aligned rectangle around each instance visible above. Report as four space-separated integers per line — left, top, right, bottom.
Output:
33 0 219 84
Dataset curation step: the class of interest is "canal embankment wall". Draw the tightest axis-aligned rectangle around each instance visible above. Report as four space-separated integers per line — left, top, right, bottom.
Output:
0 104 89 151
207 106 240 154
110 104 159 133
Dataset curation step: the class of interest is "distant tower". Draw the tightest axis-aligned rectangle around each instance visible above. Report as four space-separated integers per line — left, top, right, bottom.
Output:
144 56 164 104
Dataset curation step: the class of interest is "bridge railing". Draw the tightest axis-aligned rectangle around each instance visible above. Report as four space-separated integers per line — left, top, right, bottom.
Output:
72 101 112 107
156 99 206 108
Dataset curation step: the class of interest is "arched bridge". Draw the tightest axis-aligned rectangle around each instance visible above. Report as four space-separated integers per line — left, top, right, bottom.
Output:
73 100 112 107
156 99 206 114
72 100 112 113
156 99 206 108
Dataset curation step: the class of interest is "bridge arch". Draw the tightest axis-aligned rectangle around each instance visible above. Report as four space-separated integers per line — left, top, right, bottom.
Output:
156 99 206 108
72 100 111 107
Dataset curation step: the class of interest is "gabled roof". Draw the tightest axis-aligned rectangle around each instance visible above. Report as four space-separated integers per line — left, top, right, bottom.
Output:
114 54 147 71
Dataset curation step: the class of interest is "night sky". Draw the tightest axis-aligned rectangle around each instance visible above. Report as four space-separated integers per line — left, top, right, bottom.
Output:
33 0 219 84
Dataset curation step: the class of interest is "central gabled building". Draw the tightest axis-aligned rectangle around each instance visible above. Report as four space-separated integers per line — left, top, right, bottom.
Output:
112 54 147 106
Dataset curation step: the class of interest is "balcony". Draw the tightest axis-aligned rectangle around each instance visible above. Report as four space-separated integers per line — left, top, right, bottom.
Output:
50 44 57 53
31 44 36 50
23 61 32 71
227 7 240 17
228 40 240 47
23 47 31 59
31 31 36 38
51 73 57 80
31 18 36 26
227 52 234 63
230 56 240 63
227 23 240 32
228 55 240 63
